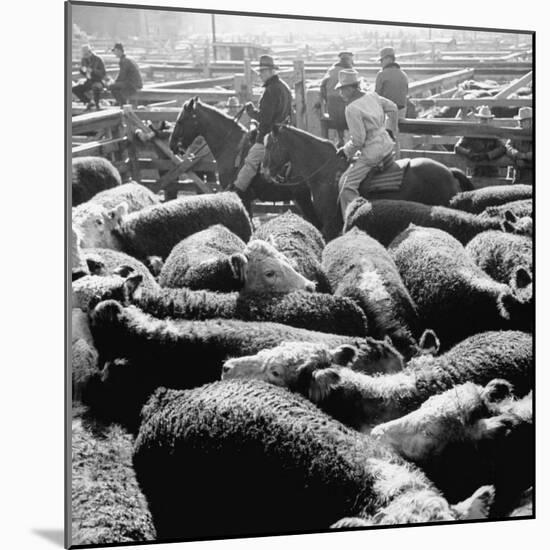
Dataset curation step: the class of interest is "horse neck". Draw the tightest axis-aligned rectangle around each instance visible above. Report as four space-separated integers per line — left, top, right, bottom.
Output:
198 107 244 160
282 130 337 178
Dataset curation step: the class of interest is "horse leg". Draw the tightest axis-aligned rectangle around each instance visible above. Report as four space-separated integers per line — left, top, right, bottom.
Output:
292 186 322 229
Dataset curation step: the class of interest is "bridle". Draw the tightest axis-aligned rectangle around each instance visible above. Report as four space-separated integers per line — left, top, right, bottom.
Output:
267 131 339 187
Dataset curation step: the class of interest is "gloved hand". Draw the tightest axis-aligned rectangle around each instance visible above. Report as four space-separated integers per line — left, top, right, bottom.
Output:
336 147 347 160
244 101 255 115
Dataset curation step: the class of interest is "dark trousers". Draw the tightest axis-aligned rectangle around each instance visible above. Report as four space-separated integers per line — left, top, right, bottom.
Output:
514 168 533 185
72 79 102 106
110 82 137 106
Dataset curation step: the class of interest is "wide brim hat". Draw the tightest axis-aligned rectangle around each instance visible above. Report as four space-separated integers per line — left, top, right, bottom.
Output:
514 106 532 120
474 105 495 118
338 51 354 57
256 55 279 70
334 69 361 90
111 42 124 52
379 46 395 60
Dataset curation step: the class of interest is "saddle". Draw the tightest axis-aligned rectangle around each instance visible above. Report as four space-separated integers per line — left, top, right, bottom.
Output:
360 153 410 195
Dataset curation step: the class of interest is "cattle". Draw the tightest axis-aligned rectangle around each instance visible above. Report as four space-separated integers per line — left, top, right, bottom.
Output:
466 230 532 286
112 192 253 260
222 330 532 431
71 416 156 545
449 185 532 214
322 228 420 359
71 225 88 281
158 224 247 292
371 381 533 516
72 156 121 207
86 182 160 212
344 198 512 246
132 380 493 539
389 225 532 348
252 211 332 293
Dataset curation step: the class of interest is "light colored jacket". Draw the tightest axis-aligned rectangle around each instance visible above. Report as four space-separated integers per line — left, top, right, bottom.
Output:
343 92 398 163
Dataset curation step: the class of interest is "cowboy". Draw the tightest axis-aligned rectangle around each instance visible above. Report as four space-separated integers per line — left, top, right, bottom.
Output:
505 106 533 185
72 44 106 111
335 69 398 219
375 47 409 158
229 55 292 196
109 43 143 106
375 47 409 121
454 105 506 178
320 51 354 147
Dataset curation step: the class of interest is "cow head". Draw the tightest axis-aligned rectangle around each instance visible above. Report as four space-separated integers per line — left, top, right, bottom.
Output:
73 202 128 249
370 379 519 463
239 239 315 294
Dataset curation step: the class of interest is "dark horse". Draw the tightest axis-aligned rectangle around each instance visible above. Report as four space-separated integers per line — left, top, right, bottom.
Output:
263 124 473 241
169 97 320 226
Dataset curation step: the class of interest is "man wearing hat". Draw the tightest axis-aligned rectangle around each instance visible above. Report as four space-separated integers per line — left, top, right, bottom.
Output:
109 43 143 106
320 51 355 147
72 44 106 111
454 105 506 178
335 69 398 219
375 47 409 121
230 55 292 195
505 107 533 184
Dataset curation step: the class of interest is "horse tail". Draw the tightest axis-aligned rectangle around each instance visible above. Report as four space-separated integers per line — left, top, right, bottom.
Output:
449 168 474 191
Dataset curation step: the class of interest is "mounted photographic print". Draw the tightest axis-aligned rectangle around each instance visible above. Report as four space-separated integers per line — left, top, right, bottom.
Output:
67 0 534 547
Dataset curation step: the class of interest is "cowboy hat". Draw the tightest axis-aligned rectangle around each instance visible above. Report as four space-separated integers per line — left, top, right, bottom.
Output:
111 42 124 53
338 51 354 57
334 69 361 90
379 47 395 60
474 105 495 118
514 106 532 120
256 55 279 70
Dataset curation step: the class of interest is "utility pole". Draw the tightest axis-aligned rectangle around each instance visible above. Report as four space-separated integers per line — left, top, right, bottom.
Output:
211 13 217 61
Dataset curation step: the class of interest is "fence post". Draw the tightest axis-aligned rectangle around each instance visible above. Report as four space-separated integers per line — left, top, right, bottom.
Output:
243 58 253 102
123 105 141 182
293 59 307 131
203 45 211 78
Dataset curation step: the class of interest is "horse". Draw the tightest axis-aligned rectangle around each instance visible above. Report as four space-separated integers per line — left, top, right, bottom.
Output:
168 97 320 227
263 124 473 241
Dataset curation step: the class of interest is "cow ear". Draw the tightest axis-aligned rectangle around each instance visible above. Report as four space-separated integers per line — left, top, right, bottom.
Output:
418 329 440 355
91 299 123 325
308 368 341 403
513 266 532 290
85 255 105 275
122 273 143 300
229 253 248 285
482 379 513 404
109 202 128 225
470 414 515 441
331 344 357 366
452 485 495 520
504 210 517 224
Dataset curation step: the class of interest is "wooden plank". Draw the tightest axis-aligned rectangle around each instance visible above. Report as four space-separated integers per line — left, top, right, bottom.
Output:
138 158 217 172
410 97 532 109
429 87 458 99
294 59 307 130
408 69 475 97
135 88 236 104
145 76 235 89
72 136 127 156
401 149 514 168
492 71 533 99
72 109 123 134
399 119 531 140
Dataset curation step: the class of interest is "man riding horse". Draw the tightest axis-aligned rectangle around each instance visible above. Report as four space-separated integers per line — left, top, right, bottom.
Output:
228 55 293 199
335 69 399 219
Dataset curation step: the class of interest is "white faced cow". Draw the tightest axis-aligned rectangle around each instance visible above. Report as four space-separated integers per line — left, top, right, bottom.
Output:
72 202 128 250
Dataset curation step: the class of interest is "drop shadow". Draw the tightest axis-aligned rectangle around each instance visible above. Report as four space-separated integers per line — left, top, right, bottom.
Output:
32 528 65 547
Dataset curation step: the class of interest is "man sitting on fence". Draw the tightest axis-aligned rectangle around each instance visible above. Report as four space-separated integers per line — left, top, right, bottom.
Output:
335 69 398 220
228 55 292 198
72 44 106 111
505 106 533 185
454 105 506 178
108 43 143 106
320 51 355 147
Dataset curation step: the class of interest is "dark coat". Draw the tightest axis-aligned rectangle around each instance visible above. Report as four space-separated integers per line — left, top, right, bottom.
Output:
375 63 409 110
505 138 533 184
80 53 106 83
115 55 143 90
455 136 506 178
253 74 293 143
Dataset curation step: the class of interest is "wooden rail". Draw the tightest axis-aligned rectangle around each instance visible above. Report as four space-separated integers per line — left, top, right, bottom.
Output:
408 69 475 97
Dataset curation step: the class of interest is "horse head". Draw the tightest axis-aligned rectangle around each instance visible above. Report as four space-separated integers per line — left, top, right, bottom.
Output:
262 124 291 179
169 96 202 153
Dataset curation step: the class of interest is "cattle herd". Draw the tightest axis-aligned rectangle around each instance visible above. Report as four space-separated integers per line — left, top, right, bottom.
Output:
70 154 533 546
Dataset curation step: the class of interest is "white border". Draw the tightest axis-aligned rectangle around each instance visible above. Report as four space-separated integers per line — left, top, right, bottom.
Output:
3 1 546 549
